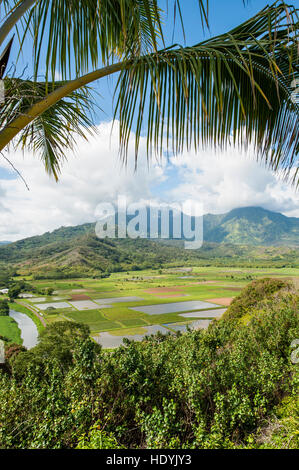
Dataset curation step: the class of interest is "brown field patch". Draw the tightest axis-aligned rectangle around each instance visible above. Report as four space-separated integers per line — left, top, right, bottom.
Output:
71 294 91 301
206 297 234 306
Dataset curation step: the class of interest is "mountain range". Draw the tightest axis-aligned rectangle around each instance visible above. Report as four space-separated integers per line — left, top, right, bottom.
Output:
99 206 299 246
0 207 298 276
203 206 299 246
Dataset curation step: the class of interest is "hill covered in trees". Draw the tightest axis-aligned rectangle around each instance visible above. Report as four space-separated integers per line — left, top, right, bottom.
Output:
203 207 299 246
0 207 298 277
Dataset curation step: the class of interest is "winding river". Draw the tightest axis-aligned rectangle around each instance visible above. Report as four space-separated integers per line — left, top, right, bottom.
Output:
9 309 39 349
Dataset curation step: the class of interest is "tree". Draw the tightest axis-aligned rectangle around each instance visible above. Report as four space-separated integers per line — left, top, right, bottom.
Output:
8 283 21 300
31 321 96 367
0 298 9 316
0 1 298 182
11 321 95 379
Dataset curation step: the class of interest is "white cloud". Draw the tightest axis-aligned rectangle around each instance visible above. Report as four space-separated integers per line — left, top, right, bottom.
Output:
0 121 164 241
0 121 298 241
168 148 299 218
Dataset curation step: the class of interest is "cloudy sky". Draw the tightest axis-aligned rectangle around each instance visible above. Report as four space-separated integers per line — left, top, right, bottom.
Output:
0 0 298 241
0 120 298 242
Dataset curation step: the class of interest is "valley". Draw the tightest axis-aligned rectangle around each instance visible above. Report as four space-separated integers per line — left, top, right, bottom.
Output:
7 265 299 349
1 206 298 349
0 206 299 281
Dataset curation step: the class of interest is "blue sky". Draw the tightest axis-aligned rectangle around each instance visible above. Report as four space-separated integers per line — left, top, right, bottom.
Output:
4 0 285 122
0 0 298 240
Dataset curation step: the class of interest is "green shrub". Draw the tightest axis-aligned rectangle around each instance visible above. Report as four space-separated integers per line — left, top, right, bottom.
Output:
224 277 291 320
77 422 123 449
0 286 298 449
0 299 9 316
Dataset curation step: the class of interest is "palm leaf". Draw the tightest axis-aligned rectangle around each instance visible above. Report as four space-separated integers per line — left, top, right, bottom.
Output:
1 77 97 179
13 0 165 81
2 1 212 81
114 1 299 184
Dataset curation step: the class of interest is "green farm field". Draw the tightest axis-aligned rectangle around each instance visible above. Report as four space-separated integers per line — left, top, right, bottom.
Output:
16 266 299 346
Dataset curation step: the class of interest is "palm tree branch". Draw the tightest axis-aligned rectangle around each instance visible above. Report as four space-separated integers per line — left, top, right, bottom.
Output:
0 77 98 179
0 0 35 48
113 2 299 182
0 61 124 156
4 0 166 81
0 1 297 183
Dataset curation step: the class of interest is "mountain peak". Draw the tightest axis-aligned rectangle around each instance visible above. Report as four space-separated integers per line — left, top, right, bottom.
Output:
223 206 285 222
204 206 298 245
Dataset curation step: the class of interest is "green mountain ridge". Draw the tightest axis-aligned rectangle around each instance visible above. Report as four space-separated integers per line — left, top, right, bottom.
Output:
0 207 298 276
203 207 299 245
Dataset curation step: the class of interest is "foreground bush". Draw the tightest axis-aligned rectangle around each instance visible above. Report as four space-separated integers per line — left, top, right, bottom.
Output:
0 300 9 316
223 277 291 320
0 280 298 449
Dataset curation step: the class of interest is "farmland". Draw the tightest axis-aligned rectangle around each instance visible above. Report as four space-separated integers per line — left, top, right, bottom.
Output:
14 265 299 348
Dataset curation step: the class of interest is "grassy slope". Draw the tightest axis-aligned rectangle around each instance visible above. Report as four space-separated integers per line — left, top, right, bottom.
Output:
0 316 22 344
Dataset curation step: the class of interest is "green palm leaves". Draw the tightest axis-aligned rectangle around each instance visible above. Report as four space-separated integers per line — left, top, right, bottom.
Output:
18 0 165 80
1 78 96 180
0 1 298 184
114 2 298 182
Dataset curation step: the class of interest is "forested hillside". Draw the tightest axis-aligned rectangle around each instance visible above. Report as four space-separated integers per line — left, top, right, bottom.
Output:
0 207 298 278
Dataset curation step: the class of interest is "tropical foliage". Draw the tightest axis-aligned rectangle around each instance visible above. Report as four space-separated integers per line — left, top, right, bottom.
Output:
0 1 297 182
0 299 8 316
0 279 298 449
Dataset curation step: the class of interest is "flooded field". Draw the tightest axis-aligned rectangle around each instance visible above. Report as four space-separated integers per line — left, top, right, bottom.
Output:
130 300 221 315
69 300 100 310
35 301 71 310
179 308 227 318
165 319 212 332
31 297 65 303
94 325 170 349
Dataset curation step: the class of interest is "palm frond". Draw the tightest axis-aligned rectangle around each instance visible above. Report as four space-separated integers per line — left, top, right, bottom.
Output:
14 0 164 81
1 77 97 179
114 1 299 184
2 0 213 81
173 1 209 34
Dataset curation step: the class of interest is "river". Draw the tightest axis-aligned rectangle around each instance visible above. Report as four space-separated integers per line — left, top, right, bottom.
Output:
9 309 39 349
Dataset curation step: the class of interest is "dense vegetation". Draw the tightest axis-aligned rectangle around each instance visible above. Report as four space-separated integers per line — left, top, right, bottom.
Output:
223 278 292 320
0 276 53 300
0 300 9 316
0 267 16 289
0 279 297 449
203 207 299 246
